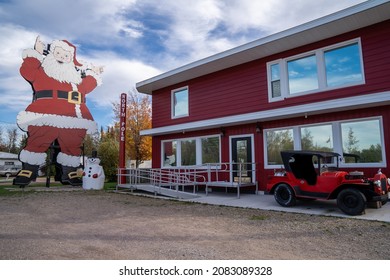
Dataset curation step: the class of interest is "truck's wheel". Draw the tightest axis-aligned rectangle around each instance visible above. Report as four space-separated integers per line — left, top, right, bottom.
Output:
337 188 366 216
274 184 296 207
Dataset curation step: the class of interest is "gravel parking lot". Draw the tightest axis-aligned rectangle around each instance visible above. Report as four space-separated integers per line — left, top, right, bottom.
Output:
0 189 389 260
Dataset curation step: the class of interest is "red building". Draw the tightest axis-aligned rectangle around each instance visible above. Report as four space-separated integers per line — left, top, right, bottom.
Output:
136 1 390 191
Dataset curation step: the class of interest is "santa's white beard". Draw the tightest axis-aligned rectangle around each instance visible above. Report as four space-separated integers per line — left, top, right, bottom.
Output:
41 54 82 84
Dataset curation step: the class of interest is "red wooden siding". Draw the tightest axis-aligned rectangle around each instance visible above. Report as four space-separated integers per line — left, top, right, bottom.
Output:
151 20 390 128
152 105 390 191
149 19 390 192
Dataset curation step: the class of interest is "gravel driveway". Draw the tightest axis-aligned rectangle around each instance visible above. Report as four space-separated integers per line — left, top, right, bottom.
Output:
0 189 389 260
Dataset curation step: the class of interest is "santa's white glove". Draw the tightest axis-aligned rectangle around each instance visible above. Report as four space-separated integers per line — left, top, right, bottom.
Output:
34 36 45 55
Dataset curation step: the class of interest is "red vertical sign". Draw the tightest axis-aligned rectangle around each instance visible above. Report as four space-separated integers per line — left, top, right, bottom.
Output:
119 93 127 183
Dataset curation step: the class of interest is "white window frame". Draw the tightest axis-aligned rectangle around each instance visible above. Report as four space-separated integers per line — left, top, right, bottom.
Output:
161 134 221 168
171 86 189 119
337 117 385 168
263 117 386 169
162 140 177 167
267 38 365 102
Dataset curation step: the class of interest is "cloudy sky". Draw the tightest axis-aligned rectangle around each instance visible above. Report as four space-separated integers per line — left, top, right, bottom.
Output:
0 0 366 134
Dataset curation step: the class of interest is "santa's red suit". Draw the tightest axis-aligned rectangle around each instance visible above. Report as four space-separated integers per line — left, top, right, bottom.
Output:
14 39 100 186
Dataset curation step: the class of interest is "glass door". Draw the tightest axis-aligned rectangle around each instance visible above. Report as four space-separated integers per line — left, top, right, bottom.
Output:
231 137 252 183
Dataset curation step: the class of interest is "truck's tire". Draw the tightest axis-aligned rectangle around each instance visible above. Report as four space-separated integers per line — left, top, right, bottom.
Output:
337 188 366 216
274 184 296 207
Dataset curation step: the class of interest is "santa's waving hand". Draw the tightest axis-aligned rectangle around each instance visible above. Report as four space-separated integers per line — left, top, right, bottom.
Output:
14 36 103 186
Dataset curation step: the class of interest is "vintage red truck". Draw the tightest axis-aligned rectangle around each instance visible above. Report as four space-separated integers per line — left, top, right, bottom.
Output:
266 150 390 215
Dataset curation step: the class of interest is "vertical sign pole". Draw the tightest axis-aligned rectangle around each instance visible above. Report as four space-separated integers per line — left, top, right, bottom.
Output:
119 93 127 184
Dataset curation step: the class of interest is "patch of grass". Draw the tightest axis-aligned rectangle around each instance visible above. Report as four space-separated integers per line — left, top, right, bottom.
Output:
0 184 23 196
249 215 268 221
0 179 118 196
104 181 117 191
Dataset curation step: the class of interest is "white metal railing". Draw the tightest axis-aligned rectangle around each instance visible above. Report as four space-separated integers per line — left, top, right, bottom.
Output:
117 162 257 196
203 162 257 184
117 167 206 194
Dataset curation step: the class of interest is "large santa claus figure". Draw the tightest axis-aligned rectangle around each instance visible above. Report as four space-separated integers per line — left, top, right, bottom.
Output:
14 36 103 186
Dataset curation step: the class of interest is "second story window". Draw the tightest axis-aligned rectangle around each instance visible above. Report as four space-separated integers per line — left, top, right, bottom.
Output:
172 86 189 118
270 63 281 98
324 42 363 87
267 38 364 102
288 54 319 94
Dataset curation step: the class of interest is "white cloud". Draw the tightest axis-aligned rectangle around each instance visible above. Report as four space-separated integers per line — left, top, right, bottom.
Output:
0 24 37 69
0 0 368 129
81 51 161 107
219 0 367 34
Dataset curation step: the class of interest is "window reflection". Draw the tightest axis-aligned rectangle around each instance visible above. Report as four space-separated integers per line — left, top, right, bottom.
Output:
173 88 188 117
202 137 220 164
163 141 177 167
341 119 382 163
288 55 318 94
301 125 333 151
181 139 196 166
325 43 363 87
266 129 294 165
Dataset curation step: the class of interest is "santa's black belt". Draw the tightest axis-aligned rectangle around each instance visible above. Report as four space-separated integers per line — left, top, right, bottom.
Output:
33 90 84 104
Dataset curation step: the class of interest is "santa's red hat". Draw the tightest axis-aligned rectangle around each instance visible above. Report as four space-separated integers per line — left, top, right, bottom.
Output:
50 39 83 67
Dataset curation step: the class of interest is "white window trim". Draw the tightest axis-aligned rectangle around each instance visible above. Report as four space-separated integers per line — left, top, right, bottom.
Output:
267 38 365 102
171 86 189 119
264 116 386 169
161 134 221 168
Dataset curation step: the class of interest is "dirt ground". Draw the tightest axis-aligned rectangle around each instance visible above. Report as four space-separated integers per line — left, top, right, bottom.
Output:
0 189 389 260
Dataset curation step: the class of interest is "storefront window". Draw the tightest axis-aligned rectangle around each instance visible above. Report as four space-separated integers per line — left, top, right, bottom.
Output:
266 129 294 165
341 119 383 163
201 136 220 164
265 117 385 168
181 139 196 166
162 136 221 167
163 141 177 167
300 124 333 151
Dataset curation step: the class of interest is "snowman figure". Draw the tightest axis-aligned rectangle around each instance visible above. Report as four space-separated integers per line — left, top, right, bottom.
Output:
82 154 105 190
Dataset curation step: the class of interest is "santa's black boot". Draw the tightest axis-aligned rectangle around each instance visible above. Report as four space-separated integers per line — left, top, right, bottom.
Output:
13 163 39 187
60 166 82 186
